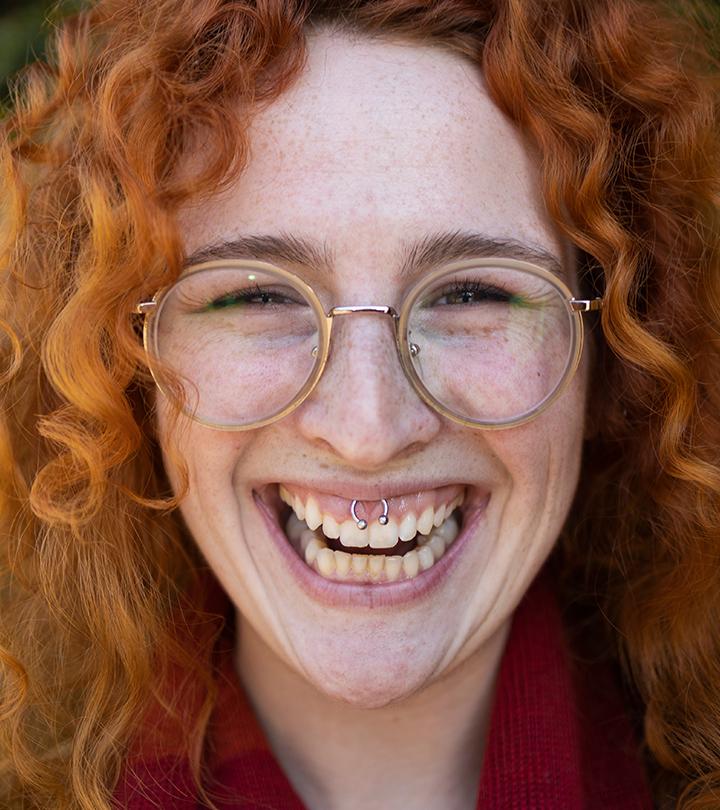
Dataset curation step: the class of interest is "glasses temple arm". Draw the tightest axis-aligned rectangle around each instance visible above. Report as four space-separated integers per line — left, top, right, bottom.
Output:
569 298 603 313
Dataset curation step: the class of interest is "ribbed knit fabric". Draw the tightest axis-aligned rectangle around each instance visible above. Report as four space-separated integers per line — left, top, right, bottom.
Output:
113 572 652 809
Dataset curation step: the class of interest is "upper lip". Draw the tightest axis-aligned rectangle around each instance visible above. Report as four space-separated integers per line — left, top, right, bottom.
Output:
257 478 486 503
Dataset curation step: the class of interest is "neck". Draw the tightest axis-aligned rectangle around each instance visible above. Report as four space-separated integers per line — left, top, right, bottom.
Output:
234 615 509 810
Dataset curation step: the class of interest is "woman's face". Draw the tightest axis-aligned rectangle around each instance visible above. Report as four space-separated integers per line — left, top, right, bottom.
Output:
162 29 589 707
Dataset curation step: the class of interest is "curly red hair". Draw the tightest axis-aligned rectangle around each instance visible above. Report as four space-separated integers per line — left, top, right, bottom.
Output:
1 1 719 807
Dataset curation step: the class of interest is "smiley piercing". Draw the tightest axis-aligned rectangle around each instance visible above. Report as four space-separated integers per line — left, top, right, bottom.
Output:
350 498 389 531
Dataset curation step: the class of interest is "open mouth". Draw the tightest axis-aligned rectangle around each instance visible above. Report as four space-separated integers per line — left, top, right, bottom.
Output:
258 482 475 585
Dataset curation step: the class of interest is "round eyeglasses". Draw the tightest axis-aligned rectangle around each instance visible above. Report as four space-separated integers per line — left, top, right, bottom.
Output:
135 257 602 431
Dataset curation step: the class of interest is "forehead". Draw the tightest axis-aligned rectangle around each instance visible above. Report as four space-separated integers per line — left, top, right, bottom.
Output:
178 29 566 283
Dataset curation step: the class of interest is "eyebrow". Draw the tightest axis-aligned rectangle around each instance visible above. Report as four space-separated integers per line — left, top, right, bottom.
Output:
183 230 565 279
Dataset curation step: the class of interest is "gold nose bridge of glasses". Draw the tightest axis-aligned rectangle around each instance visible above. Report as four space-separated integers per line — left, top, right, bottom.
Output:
330 305 397 316
311 303 422 358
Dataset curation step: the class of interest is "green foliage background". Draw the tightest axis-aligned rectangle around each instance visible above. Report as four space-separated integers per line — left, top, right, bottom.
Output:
0 0 82 107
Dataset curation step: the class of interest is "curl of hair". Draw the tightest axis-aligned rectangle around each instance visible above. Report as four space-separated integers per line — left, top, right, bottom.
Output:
0 1 718 807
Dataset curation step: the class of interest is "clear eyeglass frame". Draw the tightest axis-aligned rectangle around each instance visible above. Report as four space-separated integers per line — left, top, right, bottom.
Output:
135 256 603 432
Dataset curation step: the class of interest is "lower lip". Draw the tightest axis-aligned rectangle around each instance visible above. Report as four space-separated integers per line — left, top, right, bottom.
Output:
253 489 489 609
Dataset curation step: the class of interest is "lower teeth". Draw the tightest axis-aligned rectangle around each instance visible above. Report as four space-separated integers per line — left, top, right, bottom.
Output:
285 511 461 583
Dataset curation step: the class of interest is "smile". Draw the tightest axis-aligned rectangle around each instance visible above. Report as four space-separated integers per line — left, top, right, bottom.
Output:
256 482 490 594
279 484 465 583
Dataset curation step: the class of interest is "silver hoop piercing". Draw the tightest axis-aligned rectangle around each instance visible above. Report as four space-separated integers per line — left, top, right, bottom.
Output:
350 498 389 530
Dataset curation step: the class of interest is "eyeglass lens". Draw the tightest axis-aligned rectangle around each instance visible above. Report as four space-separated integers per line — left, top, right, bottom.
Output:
406 264 573 424
152 267 320 426
148 263 575 428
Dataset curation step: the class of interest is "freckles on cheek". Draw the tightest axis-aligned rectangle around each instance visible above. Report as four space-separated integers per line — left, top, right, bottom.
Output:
154 403 251 500
495 412 583 526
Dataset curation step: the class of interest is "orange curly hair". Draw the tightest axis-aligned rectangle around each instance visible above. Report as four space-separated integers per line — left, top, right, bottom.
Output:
1 1 719 807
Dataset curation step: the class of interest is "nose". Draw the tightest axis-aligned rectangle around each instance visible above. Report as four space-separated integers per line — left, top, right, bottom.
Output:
292 310 442 468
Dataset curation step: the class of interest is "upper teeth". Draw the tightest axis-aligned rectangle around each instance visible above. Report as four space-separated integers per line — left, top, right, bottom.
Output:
279 485 463 549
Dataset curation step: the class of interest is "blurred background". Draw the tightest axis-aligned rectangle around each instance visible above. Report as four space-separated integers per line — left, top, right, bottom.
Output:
0 0 81 107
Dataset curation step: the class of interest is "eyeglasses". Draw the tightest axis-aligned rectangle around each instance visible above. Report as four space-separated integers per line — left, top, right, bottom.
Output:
135 256 602 431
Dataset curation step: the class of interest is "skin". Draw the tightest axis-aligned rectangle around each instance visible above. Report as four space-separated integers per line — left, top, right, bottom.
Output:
162 28 589 810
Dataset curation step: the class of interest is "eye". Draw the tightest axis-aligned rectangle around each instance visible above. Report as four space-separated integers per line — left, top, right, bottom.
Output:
429 280 516 306
196 283 307 312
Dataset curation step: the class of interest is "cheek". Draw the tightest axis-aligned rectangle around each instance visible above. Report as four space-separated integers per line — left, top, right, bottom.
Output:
154 400 251 501
495 373 587 516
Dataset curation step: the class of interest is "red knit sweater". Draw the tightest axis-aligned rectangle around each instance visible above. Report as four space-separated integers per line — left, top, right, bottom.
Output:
113 573 652 809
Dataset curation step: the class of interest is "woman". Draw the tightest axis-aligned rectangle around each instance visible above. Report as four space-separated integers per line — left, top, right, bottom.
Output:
1 0 719 807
